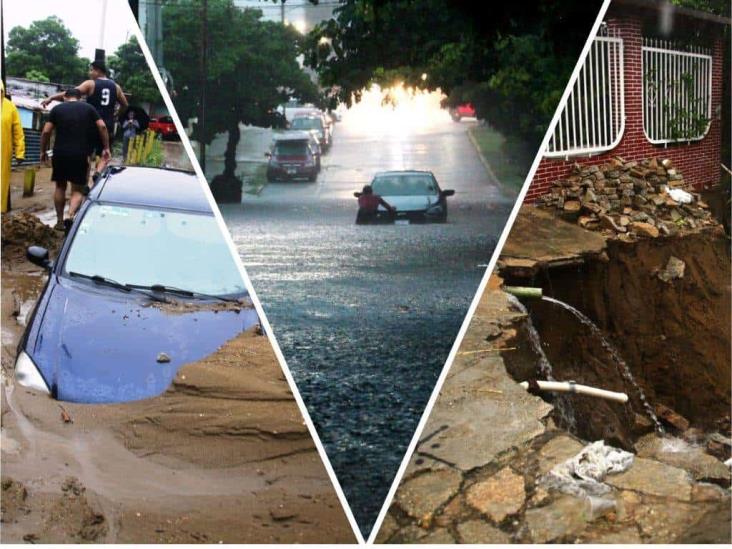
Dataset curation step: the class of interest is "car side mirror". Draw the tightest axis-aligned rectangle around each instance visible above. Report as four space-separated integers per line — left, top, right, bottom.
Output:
27 246 52 270
353 192 362 198
442 189 455 197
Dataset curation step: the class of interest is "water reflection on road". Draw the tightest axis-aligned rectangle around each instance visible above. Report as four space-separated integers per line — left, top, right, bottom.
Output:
219 110 515 533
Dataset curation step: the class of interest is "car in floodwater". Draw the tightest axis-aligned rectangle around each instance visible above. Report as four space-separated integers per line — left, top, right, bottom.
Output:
15 166 258 403
265 132 319 182
354 170 455 224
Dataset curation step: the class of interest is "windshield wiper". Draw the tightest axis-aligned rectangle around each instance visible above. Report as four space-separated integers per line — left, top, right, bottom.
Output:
126 283 241 303
69 271 131 292
68 272 168 302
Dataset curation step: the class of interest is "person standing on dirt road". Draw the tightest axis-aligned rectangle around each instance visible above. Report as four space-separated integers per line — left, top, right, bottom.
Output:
1 83 26 213
40 88 110 230
42 61 127 179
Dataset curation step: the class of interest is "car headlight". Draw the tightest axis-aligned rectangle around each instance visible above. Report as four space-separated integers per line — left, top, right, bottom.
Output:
15 351 51 394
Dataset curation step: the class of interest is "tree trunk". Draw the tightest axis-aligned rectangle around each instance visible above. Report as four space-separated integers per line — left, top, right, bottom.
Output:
210 118 242 203
223 119 240 179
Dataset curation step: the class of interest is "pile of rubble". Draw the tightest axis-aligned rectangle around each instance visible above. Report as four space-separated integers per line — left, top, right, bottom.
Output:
538 157 717 238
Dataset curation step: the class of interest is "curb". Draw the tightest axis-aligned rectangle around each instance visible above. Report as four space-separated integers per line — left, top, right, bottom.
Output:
467 125 518 198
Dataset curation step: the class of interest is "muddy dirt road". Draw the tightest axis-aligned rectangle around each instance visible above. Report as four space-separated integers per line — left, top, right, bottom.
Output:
1 170 354 543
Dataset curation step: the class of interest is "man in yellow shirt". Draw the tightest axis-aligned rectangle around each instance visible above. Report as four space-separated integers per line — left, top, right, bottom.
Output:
1 83 26 213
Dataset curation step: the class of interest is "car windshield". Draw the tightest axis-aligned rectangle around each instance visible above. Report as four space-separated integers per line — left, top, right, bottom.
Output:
291 117 323 131
63 203 246 297
372 174 438 196
274 140 308 156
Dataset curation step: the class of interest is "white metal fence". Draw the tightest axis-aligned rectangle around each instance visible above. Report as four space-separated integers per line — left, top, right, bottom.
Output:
642 39 712 144
545 32 625 158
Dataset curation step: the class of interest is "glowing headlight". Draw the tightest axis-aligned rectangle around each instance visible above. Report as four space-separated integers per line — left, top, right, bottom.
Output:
15 351 50 394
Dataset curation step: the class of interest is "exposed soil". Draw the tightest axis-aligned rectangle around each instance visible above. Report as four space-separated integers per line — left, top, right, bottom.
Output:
1 169 354 543
504 225 731 442
380 206 731 544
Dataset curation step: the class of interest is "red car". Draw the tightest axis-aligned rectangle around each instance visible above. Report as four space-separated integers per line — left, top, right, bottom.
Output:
449 103 476 122
148 115 179 140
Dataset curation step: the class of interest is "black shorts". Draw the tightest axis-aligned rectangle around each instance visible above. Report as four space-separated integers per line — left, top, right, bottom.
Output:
52 153 89 186
91 120 115 156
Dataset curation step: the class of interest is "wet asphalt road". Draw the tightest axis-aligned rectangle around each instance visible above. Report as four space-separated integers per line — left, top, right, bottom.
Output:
219 113 515 534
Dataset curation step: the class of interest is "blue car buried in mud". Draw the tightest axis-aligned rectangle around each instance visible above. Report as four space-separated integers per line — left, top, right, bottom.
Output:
15 166 259 403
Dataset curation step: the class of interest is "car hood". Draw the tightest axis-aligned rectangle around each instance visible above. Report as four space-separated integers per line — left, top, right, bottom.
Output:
27 278 258 403
379 194 440 212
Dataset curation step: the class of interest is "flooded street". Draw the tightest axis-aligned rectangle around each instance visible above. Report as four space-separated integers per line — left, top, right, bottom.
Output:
219 108 515 531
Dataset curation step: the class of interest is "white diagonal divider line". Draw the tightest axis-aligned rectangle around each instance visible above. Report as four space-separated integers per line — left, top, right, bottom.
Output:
120 2 364 543
366 0 614 543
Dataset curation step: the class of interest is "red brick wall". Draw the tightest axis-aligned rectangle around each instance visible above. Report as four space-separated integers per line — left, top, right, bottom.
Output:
525 14 724 202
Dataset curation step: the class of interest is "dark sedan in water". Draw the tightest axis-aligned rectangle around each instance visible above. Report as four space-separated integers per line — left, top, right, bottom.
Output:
15 166 258 403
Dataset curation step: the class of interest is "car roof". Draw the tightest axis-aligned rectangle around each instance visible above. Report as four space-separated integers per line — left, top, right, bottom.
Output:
91 167 212 213
374 170 435 178
273 131 311 141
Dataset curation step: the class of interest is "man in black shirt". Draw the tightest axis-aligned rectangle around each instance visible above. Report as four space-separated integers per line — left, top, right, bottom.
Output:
42 60 127 177
40 88 110 229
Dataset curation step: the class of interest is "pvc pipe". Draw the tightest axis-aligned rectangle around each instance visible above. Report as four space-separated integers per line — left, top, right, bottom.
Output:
520 380 629 404
504 286 543 299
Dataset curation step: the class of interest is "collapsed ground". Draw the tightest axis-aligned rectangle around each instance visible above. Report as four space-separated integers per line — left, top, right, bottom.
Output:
379 193 730 543
0 169 354 543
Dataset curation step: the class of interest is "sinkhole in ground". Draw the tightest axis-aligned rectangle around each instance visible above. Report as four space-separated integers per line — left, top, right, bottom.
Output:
499 229 731 450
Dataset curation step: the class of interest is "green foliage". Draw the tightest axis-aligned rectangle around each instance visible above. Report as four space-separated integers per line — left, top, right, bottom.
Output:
108 36 160 104
303 0 602 145
162 0 322 144
24 69 50 82
6 16 88 84
671 0 729 15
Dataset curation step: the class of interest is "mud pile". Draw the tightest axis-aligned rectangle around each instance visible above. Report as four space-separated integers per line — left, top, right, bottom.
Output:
1 329 354 543
538 158 717 239
1 212 62 268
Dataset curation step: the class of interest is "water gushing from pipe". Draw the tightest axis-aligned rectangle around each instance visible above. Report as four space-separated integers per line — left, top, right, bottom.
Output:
507 294 577 432
541 296 664 433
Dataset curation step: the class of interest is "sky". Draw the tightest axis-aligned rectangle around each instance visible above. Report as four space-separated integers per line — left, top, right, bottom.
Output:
3 0 134 61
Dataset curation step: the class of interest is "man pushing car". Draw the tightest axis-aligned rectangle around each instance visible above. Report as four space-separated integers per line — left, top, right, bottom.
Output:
40 88 110 231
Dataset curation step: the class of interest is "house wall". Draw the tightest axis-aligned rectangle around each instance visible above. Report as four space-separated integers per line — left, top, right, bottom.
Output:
526 11 724 202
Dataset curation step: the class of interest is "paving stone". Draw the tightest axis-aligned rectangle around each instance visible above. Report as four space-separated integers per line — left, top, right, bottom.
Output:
466 467 525 523
537 435 585 474
417 528 455 544
457 519 511 544
374 513 399 543
525 495 591 542
396 468 463 521
606 458 693 501
635 434 730 483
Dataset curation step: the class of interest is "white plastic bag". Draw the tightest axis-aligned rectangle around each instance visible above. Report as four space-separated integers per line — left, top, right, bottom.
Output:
667 187 693 204
542 440 634 497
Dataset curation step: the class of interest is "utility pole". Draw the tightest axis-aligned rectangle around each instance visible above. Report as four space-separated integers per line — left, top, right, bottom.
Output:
280 0 286 24
1 0 6 90
199 0 208 174
98 0 108 52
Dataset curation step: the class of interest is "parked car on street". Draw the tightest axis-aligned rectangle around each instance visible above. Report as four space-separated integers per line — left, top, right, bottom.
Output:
354 170 455 223
16 166 257 403
266 132 319 182
449 103 476 122
290 115 330 151
148 115 179 139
